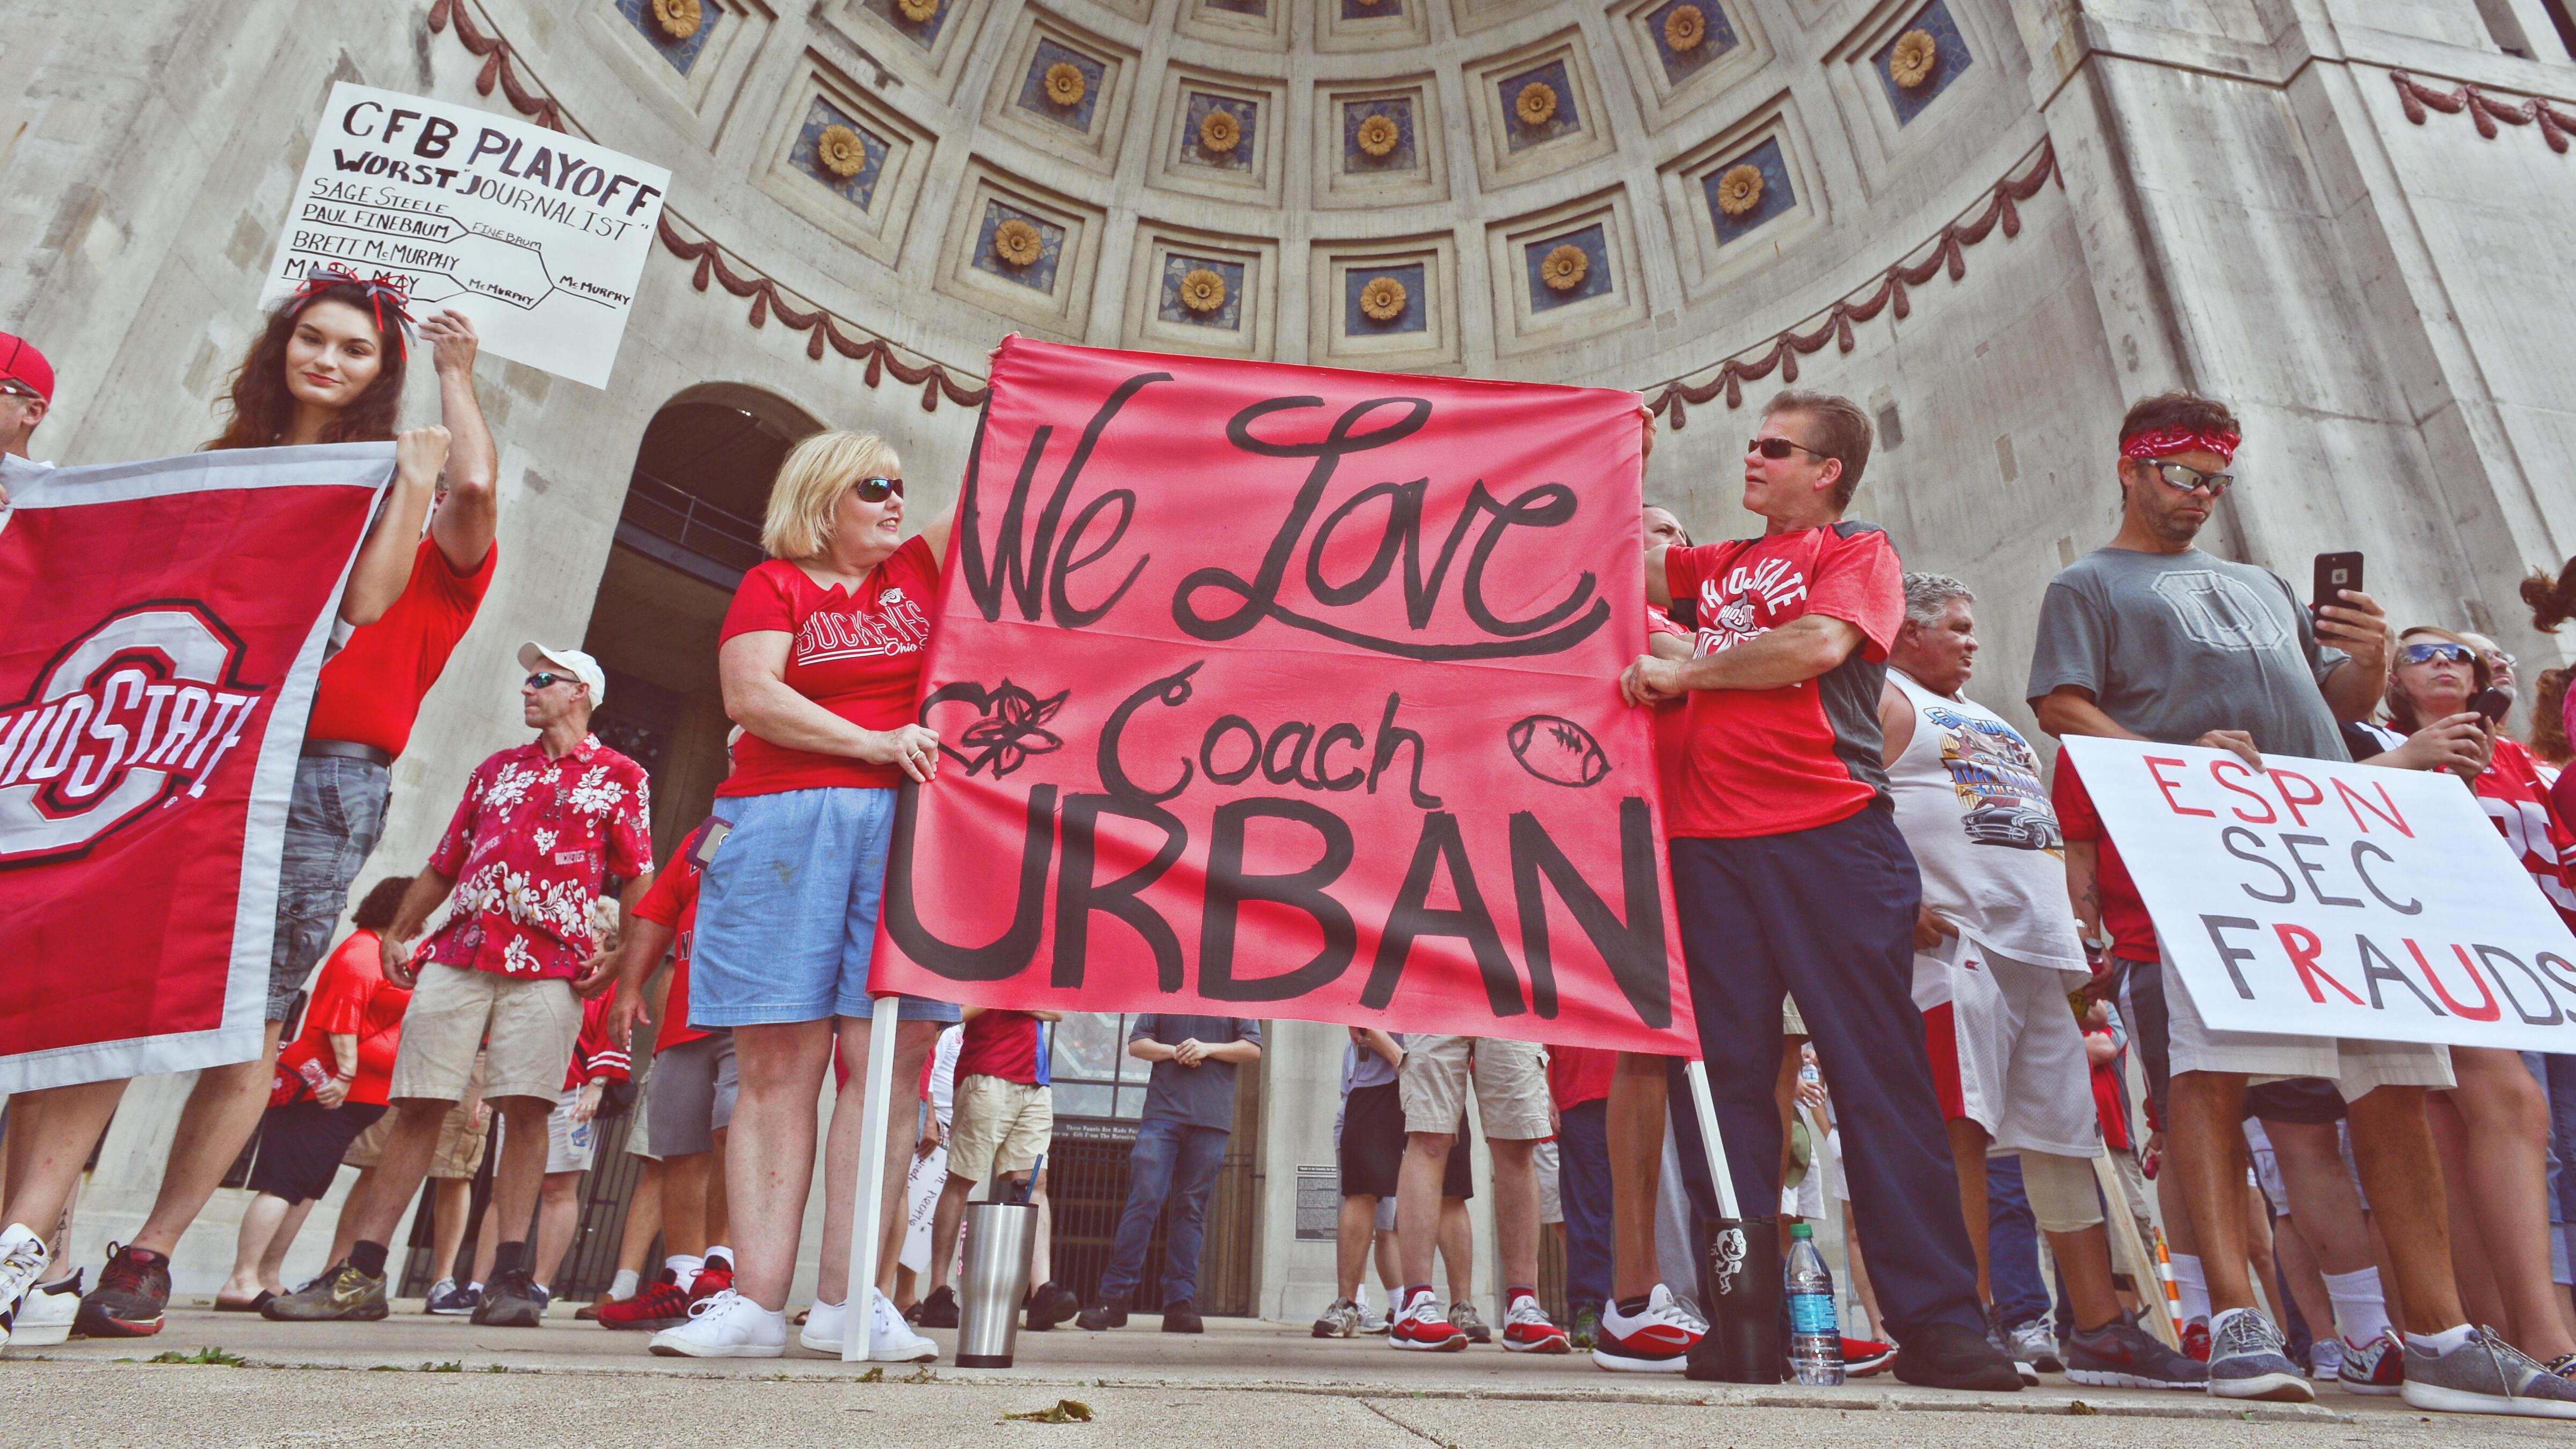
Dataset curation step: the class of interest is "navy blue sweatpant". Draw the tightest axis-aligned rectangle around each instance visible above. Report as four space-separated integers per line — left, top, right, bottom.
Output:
1667 806 1986 1342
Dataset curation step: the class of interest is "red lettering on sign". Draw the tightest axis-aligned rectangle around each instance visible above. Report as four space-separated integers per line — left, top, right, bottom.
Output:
2333 776 2413 838
2145 756 2214 817
2274 922 2362 1005
2268 768 2325 826
2211 759 2276 824
2408 939 2501 1023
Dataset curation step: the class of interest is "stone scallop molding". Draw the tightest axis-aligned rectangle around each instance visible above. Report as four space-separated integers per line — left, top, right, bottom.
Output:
1644 137 2059 427
2392 70 2576 151
424 0 988 408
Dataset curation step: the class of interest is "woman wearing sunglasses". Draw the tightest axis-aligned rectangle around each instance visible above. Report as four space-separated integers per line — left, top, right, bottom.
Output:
2348 628 2576 1378
651 429 957 1360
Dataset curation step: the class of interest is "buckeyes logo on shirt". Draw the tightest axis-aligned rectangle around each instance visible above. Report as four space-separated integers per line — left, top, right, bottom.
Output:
0 605 266 865
1695 555 1811 658
794 584 931 666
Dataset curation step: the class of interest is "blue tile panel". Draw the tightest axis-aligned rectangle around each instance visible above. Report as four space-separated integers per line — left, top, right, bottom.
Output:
1525 224 1611 312
1496 58 1580 154
1159 254 1246 330
1873 0 1973 125
1340 98 1418 172
615 0 717 75
789 98 890 209
1017 40 1107 132
1645 0 1738 86
1702 136 1794 246
1182 93 1259 172
1345 263 1427 336
867 0 953 48
972 201 1066 293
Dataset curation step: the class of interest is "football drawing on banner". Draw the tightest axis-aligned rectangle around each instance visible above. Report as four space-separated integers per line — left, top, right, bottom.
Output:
2062 734 2576 1052
261 83 671 388
869 337 1694 1054
0 446 390 1093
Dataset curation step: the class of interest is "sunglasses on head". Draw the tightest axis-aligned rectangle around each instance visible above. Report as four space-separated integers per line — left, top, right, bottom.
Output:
525 671 576 690
0 379 40 401
854 476 904 503
2398 642 2475 666
1747 436 1826 461
2137 458 2234 497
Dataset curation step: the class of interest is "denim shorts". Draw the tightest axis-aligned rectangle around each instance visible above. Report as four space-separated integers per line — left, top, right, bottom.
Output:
688 787 960 1027
270 755 391 1021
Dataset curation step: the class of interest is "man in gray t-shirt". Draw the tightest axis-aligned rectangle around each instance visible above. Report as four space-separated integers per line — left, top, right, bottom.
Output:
1081 1016 1261 1329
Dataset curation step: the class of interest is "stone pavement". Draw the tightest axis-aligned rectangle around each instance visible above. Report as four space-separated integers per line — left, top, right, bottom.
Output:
4 1301 2568 1448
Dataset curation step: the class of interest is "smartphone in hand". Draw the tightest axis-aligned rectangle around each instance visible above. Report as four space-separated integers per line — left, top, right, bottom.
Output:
2475 686 2513 725
2311 551 2363 614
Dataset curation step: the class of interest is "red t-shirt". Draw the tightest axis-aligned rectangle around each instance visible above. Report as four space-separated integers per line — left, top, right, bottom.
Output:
563 991 633 1091
635 820 709 1053
2087 1030 2131 1151
1547 1044 1616 1112
307 537 496 756
277 929 411 1106
717 538 937 797
955 1010 1046 1086
1661 524 1904 838
2050 756 2157 963
2476 738 2576 933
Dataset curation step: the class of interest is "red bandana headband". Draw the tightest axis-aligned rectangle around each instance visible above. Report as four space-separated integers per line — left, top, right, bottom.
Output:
2120 425 2240 463
286 267 416 353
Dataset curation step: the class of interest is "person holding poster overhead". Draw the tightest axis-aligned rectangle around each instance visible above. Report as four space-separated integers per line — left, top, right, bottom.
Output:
649 430 957 1362
1620 390 2017 1391
2344 629 2576 1375
2030 390 2576 1418
1878 572 2204 1390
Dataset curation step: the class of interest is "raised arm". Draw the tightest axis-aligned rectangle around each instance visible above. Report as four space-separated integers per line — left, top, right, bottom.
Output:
418 311 498 573
337 427 448 625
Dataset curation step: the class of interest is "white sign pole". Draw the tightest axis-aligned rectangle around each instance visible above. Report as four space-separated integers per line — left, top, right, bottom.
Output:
843 993 901 1363
1682 1059 1741 1221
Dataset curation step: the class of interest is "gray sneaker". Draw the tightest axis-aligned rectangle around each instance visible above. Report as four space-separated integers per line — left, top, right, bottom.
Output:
261 1259 388 1322
2008 1319 2064 1375
2206 1307 2311 1402
1985 1304 2039 1386
1448 1300 1492 1344
1311 1297 1360 1338
2401 1327 2576 1419
2067 1313 2208 1390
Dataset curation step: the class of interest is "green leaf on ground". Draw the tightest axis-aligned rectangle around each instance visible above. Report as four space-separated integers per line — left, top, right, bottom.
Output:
147 1346 244 1366
1002 1399 1095 1424
427 1360 464 1373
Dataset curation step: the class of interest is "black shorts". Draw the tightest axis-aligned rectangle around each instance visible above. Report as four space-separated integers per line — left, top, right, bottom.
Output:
2118 957 2346 1127
1338 1083 1475 1201
247 1098 387 1204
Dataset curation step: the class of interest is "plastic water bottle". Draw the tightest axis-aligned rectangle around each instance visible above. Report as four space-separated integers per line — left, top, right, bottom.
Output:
1786 1222 1845 1385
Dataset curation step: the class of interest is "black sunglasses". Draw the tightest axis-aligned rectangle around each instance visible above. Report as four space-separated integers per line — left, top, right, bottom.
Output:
854 476 905 503
1748 436 1827 461
525 672 575 690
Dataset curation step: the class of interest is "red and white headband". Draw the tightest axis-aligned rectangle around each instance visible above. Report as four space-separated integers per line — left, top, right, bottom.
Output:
2120 425 2240 464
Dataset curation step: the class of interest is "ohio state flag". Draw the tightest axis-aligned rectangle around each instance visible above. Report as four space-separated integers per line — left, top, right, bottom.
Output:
0 446 388 1091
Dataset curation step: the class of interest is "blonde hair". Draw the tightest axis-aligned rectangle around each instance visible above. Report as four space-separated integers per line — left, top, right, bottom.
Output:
760 429 902 560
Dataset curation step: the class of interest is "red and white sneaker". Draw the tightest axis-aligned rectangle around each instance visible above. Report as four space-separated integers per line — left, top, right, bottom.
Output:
1389 1289 1469 1352
2180 1317 2211 1362
1591 1284 1702 1373
2338 1330 2405 1395
1501 1294 1570 1354
1842 1336 1897 1376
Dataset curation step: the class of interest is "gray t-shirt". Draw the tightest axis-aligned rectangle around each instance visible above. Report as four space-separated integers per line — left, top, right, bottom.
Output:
2027 547 2350 761
1130 1014 1261 1130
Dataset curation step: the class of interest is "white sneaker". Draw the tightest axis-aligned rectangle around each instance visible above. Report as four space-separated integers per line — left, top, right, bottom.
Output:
868 1288 937 1363
0 1224 50 1350
3 1269 83 1351
797 1297 847 1355
1592 1284 1703 1373
647 1288 787 1358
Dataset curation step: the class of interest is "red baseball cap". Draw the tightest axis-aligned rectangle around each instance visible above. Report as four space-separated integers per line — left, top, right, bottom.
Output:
0 332 53 402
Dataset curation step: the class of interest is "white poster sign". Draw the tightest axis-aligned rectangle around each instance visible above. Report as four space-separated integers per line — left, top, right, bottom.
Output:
2063 735 2576 1052
260 83 670 389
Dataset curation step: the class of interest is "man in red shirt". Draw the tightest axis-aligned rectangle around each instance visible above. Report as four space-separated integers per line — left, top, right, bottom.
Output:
267 643 651 1328
1618 389 2013 1390
935 1007 1058 1325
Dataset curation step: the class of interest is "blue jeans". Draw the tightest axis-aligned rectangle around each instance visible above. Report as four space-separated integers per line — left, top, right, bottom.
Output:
1099 1118 1230 1305
1985 1156 2053 1329
1557 1100 1613 1313
271 755 389 1021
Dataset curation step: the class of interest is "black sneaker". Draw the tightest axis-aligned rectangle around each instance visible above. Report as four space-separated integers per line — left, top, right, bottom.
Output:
1892 1319 2024 1392
1076 1295 1130 1331
472 1268 548 1328
74 1243 171 1339
2067 1313 2208 1390
1161 1300 1203 1334
910 1285 959 1329
263 1259 390 1321
1025 1280 1078 1331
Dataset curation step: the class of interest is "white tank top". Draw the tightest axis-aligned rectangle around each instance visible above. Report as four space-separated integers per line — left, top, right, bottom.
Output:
1885 671 2089 982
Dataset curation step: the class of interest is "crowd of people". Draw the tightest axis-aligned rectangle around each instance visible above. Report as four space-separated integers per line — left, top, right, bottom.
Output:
4 270 2576 1424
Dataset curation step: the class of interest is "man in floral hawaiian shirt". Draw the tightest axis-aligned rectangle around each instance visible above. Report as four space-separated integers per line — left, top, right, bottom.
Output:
266 644 653 1329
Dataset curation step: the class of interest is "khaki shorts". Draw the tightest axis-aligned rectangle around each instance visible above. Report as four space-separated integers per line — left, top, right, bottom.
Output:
343 1053 490 1176
948 1075 1051 1182
389 963 582 1105
2159 945 2454 1100
1399 1036 1550 1141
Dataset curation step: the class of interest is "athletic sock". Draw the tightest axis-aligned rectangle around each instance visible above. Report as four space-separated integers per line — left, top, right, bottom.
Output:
1401 1282 1434 1312
608 1268 640 1300
2407 1323 2476 1355
2323 1265 2392 1348
1506 1283 1538 1310
666 1254 704 1291
703 1244 733 1271
349 1240 389 1279
494 1241 527 1278
2170 1253 2210 1324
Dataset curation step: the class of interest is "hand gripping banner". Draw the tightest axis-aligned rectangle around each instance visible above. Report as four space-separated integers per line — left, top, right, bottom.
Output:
0 446 388 1091
869 338 1694 1053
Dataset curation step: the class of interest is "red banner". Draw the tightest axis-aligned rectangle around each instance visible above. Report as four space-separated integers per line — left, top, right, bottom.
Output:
869 339 1693 1053
0 447 386 1091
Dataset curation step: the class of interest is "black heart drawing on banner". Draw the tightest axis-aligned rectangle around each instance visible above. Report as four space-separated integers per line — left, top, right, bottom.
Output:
919 679 1071 778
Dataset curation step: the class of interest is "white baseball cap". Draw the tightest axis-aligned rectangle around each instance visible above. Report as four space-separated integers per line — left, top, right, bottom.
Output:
517 641 606 703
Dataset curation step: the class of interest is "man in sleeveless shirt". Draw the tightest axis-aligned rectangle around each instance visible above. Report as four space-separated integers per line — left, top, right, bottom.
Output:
1880 572 2202 1390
